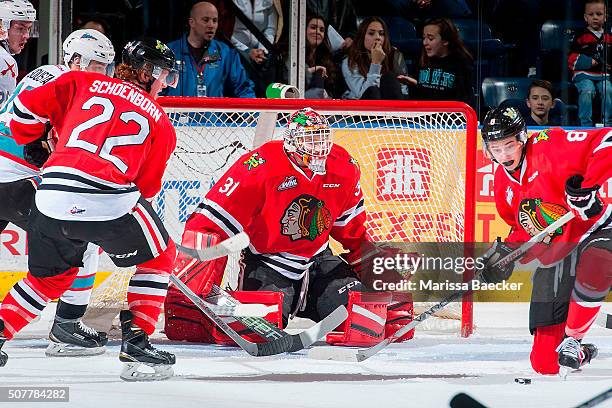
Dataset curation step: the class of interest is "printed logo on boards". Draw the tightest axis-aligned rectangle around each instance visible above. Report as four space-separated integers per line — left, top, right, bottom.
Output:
375 147 431 201
280 194 331 241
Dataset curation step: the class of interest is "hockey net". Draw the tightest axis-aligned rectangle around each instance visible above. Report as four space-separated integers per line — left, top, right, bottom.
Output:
84 98 477 337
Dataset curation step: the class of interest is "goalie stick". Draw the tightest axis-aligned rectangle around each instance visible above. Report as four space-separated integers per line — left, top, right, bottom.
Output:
176 231 250 261
309 211 576 362
170 273 347 356
170 274 278 318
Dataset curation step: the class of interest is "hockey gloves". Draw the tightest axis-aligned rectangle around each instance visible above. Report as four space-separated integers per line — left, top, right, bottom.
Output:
480 237 515 284
23 137 51 168
565 175 603 221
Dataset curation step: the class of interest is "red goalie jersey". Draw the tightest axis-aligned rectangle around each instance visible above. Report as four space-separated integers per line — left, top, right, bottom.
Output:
10 71 176 220
184 140 366 279
494 127 612 266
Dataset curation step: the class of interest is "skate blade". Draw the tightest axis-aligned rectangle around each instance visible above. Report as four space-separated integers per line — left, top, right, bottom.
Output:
45 342 106 357
120 362 174 382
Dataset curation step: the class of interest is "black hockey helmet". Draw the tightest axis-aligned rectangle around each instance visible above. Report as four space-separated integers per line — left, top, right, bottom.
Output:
122 37 178 88
481 106 528 146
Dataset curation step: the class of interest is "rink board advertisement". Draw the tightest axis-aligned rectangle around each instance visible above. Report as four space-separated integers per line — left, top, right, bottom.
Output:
1 126 611 301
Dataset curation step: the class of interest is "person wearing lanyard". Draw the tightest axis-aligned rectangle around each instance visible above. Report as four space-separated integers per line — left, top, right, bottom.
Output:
166 1 255 98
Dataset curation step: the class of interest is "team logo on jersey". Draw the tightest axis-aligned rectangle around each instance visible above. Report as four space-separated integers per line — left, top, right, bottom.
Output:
280 194 331 241
517 199 568 243
1 61 15 78
243 152 265 171
533 130 550 144
69 206 86 215
277 175 298 191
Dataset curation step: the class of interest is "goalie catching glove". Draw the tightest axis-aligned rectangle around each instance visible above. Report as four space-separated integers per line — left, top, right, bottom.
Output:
480 237 516 284
565 175 603 221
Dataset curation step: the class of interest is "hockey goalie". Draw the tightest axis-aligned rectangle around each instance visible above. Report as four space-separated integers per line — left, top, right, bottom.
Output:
165 107 414 347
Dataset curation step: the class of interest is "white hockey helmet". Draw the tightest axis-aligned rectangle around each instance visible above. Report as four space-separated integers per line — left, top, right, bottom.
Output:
63 29 116 76
284 107 332 175
0 0 36 40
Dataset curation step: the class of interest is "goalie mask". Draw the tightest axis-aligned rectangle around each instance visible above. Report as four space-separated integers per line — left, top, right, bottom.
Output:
63 29 115 77
481 106 528 172
284 108 332 175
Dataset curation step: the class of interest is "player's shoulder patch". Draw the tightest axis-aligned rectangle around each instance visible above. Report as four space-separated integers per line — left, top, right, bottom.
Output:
531 128 550 144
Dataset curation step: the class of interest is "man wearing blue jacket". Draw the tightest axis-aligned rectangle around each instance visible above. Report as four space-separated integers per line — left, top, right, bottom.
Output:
166 1 255 98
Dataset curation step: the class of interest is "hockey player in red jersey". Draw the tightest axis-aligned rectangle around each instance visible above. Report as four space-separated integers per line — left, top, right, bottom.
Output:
0 28 116 358
480 106 611 375
167 108 413 347
0 37 180 381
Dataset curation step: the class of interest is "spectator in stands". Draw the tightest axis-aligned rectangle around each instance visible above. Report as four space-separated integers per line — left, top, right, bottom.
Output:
80 18 110 37
341 17 407 100
525 80 559 126
304 14 337 98
166 1 255 98
569 0 612 126
306 0 357 51
231 0 280 96
405 18 474 107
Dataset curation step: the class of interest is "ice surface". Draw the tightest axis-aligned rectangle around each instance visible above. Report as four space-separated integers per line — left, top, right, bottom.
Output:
0 303 610 408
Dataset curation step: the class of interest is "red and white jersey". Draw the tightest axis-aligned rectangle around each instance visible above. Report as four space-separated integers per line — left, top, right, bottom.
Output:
186 141 366 280
0 45 17 108
10 71 176 221
493 127 612 266
0 64 69 183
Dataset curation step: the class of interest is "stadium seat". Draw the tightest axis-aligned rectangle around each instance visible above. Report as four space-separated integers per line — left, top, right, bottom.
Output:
453 19 507 77
481 77 533 108
538 20 584 83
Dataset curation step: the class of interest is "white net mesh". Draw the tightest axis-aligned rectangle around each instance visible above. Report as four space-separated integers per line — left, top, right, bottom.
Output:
85 100 477 335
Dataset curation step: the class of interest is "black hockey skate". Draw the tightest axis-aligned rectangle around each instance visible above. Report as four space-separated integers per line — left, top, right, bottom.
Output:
118 310 175 381
46 318 108 357
0 319 7 367
556 336 598 379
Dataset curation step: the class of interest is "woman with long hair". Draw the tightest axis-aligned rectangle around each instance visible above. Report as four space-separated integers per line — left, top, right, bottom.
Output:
341 16 407 100
304 14 337 98
407 18 475 106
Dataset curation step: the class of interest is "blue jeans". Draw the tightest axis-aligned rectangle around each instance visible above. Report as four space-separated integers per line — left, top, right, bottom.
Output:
574 78 612 126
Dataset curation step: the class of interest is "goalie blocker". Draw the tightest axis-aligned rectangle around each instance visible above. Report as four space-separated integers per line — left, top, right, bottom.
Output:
164 231 414 346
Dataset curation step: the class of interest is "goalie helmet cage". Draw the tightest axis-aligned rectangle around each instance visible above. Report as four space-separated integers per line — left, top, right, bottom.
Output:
85 98 477 337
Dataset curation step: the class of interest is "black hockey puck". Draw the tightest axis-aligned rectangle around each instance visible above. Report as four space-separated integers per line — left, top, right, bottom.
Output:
515 377 532 384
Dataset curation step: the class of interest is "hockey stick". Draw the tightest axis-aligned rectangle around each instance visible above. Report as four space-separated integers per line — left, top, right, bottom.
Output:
170 275 348 356
208 284 348 353
176 232 250 262
573 387 612 408
309 212 576 362
169 274 277 317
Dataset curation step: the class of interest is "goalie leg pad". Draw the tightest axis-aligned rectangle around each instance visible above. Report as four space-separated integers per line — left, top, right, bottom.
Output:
164 290 283 344
385 292 414 342
326 291 392 346
164 232 230 341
